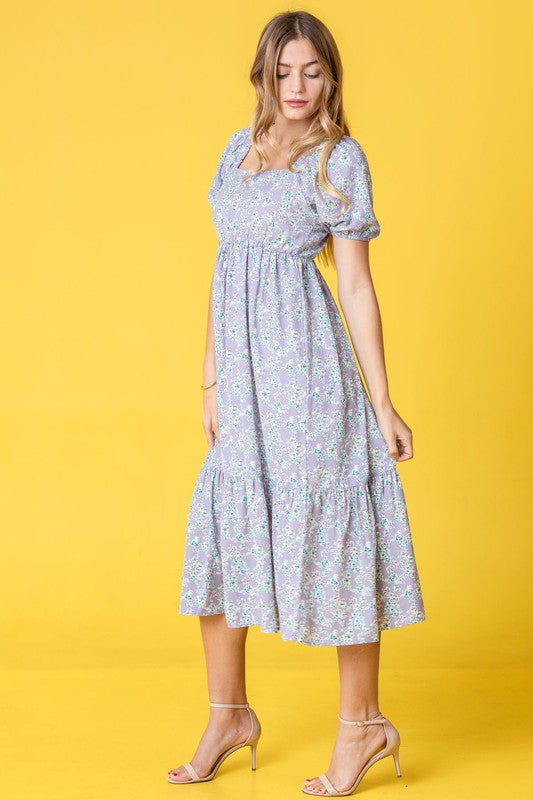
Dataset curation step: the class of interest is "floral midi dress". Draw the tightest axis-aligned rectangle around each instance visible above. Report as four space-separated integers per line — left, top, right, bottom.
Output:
178 124 426 646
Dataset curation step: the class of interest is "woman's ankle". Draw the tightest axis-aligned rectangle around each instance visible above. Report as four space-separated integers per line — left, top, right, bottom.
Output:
339 707 381 721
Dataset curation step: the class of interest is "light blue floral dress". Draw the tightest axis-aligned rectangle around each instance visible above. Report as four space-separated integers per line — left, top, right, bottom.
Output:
178 125 426 646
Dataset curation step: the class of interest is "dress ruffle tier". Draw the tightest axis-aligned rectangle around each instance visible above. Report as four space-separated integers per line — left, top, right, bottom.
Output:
179 447 425 646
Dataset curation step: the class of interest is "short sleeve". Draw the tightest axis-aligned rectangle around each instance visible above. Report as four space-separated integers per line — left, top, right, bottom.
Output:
315 136 380 240
207 128 245 199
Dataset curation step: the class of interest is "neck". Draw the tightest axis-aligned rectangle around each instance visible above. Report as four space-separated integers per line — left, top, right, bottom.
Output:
264 117 312 146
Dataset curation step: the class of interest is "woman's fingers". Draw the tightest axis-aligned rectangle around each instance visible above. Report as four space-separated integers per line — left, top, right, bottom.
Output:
203 419 220 448
395 430 413 460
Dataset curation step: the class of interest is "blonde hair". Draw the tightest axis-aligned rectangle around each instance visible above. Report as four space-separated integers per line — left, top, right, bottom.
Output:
243 10 358 269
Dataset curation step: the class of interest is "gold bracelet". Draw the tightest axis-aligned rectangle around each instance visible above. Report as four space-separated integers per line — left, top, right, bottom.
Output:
201 379 217 390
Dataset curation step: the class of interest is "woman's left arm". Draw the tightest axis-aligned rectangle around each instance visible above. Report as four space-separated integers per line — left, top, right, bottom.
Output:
333 236 413 462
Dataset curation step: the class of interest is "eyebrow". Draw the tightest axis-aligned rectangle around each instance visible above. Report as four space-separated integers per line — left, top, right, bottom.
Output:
277 60 319 67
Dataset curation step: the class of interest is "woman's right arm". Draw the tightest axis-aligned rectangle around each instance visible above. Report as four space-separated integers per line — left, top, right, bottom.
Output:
202 273 220 448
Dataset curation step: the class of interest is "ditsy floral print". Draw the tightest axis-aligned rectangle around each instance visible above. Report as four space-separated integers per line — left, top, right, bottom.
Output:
178 126 426 646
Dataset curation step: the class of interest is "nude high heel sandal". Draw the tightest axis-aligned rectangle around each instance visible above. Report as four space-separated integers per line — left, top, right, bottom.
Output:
167 701 262 784
301 712 402 796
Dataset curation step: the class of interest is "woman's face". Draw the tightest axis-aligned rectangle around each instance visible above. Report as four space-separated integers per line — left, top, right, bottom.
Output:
275 37 324 122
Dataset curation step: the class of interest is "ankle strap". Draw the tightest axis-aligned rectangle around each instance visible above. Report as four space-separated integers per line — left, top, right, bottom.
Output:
210 702 250 708
338 712 384 727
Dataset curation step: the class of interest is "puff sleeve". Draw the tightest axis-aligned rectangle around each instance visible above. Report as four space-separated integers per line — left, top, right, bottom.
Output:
315 137 380 240
207 128 243 199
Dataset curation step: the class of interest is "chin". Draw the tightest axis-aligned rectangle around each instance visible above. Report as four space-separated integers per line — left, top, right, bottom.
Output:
281 106 315 121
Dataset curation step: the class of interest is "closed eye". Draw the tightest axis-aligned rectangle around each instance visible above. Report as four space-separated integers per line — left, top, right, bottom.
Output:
277 73 321 79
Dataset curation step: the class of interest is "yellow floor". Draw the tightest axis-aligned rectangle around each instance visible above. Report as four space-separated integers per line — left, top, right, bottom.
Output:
2 665 532 799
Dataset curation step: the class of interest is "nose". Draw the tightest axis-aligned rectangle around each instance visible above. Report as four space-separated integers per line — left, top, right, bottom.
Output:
289 73 305 94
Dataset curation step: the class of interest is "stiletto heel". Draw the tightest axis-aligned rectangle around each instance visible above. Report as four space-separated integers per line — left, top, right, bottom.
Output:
302 712 403 796
392 747 402 777
167 701 262 784
250 741 258 770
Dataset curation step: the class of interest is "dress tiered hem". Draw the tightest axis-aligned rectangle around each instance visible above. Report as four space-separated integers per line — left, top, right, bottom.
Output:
179 451 426 647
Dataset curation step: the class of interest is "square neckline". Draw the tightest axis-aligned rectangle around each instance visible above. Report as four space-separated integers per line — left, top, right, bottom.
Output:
235 127 320 175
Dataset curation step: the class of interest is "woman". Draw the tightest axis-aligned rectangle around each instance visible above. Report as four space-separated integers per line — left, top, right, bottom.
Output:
170 10 426 796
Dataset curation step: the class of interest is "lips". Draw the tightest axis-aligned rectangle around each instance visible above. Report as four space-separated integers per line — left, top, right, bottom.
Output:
286 100 307 106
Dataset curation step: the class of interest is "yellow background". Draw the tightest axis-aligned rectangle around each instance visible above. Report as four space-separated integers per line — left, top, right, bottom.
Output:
1 2 532 798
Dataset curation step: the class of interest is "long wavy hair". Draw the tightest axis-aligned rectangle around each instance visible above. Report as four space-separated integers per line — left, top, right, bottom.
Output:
243 11 357 269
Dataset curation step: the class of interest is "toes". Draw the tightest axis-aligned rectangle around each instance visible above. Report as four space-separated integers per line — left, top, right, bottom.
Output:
303 779 325 794
168 767 191 783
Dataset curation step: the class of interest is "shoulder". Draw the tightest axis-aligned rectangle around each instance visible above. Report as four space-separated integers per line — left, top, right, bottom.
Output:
208 125 250 195
326 135 371 172
210 126 249 183
221 125 250 156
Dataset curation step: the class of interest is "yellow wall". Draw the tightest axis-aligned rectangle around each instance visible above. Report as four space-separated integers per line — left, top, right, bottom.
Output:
1 1 531 672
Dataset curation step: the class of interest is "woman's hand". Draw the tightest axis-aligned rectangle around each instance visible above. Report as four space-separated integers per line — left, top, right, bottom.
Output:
373 402 413 462
202 385 220 448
